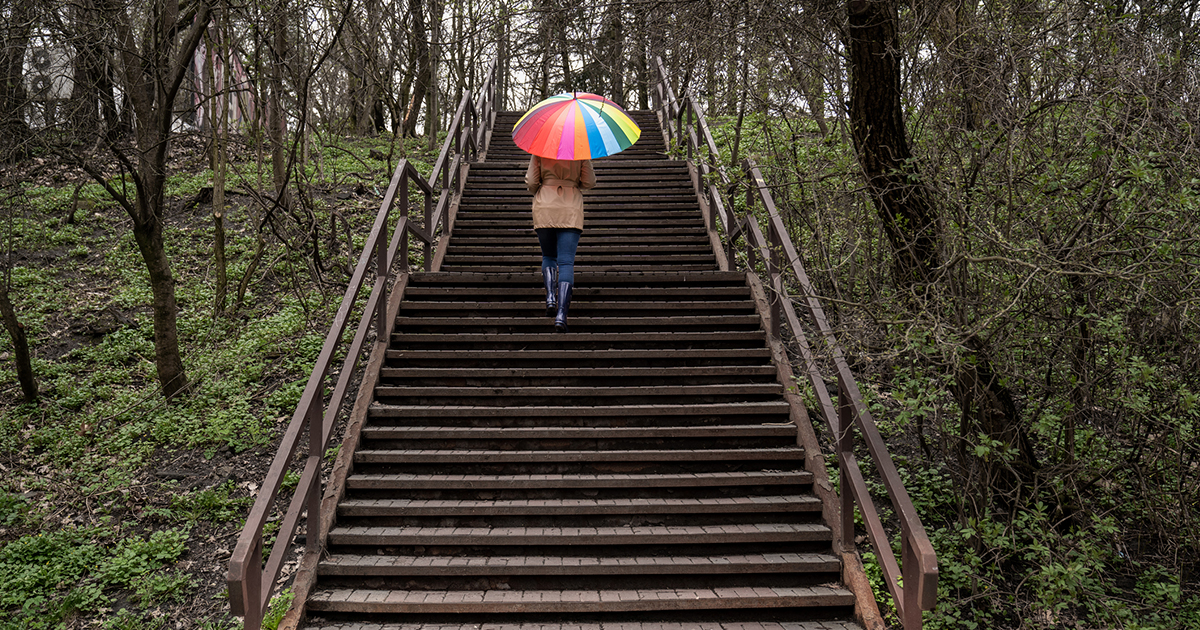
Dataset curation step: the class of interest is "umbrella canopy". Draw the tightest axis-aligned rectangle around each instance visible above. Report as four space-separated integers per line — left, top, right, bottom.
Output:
512 92 641 160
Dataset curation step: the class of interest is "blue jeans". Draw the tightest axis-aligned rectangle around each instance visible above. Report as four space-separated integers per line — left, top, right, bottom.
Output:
536 228 582 283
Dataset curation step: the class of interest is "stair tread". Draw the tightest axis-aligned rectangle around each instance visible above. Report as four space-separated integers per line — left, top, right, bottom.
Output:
373 384 783 396
361 425 794 439
353 447 804 463
378 366 777 378
368 401 790 417
346 470 813 489
389 332 763 341
318 551 841 574
390 316 761 325
306 585 855 612
306 622 862 630
327 522 833 545
338 495 821 516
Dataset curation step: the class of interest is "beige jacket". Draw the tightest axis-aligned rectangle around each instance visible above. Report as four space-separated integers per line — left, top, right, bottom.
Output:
525 156 596 230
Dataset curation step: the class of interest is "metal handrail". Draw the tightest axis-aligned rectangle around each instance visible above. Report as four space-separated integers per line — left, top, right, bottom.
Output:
651 55 938 629
227 58 498 630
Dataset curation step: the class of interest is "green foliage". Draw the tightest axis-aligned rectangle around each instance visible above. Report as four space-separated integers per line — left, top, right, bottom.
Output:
165 169 214 199
280 469 301 491
0 133 404 628
0 491 30 526
134 569 191 605
0 526 188 628
101 608 167 630
262 588 295 630
95 528 189 587
171 481 255 523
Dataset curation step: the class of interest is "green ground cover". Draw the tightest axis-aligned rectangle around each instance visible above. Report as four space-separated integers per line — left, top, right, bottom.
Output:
0 132 438 628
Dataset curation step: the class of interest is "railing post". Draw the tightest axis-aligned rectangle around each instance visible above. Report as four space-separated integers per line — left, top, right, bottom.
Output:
424 189 433 271
902 534 920 629
399 177 410 273
838 378 855 552
375 187 390 334
744 185 757 271
767 222 782 339
306 400 322 554
243 540 263 630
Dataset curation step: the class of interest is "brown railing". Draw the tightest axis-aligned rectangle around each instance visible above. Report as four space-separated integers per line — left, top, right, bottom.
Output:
652 56 938 629
227 59 498 630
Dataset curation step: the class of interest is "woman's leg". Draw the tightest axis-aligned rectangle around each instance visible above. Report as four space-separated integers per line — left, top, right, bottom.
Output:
536 229 559 271
536 229 559 315
554 230 581 332
554 229 581 283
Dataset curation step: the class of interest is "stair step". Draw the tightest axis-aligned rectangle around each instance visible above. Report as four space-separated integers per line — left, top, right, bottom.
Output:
444 238 713 247
437 266 720 273
353 447 804 464
346 470 813 490
306 622 863 630
384 349 771 362
318 552 840 576
447 246 712 255
436 256 715 265
448 229 710 238
398 302 753 312
307 585 854 613
378 366 777 379
361 425 794 440
389 332 760 342
408 270 748 282
326 523 832 546
390 316 761 327
368 402 790 418
337 495 821 516
373 385 783 397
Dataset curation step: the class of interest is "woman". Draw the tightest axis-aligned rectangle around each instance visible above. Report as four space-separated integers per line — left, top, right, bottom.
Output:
526 154 596 332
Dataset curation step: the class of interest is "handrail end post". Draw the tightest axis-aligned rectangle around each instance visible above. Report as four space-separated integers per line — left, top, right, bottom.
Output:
229 541 263 630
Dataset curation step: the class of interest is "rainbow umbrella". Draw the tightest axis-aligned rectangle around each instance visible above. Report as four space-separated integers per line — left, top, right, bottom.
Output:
512 92 641 160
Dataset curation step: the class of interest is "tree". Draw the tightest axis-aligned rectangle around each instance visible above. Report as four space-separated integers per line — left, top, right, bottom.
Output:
0 181 35 402
0 0 35 161
79 0 212 399
403 0 431 137
846 0 941 287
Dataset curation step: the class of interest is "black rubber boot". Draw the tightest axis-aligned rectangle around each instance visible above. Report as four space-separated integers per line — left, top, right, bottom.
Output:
554 281 573 333
542 267 558 316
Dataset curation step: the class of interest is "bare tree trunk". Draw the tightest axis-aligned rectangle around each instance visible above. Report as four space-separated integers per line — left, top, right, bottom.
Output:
0 0 34 161
426 0 442 150
403 0 430 137
269 0 291 211
0 292 35 402
210 8 228 314
598 0 624 105
83 0 211 399
847 0 941 287
0 211 36 402
494 0 510 108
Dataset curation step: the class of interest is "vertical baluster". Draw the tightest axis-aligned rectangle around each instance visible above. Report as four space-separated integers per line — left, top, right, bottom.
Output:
743 182 755 270
375 178 392 334
424 186 433 271
243 539 263 630
902 535 920 629
767 221 781 339
838 377 855 553
399 177 410 274
703 166 716 233
454 121 461 163
306 399 321 554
